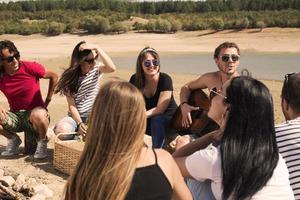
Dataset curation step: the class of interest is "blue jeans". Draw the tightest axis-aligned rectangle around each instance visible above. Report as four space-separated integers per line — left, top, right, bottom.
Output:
53 116 87 140
187 179 215 200
147 114 174 148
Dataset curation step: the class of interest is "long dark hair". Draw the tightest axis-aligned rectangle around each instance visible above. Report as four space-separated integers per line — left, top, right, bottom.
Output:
221 76 278 199
133 47 160 90
55 41 91 95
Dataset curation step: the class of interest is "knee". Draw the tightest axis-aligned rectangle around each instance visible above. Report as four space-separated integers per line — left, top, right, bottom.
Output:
151 115 165 124
30 108 49 124
54 122 73 134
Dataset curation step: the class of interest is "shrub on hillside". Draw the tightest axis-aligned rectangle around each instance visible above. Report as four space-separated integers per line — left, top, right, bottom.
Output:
235 17 250 30
169 19 182 32
210 17 224 31
83 16 110 34
255 20 266 31
155 18 171 33
111 22 128 34
0 25 4 35
46 21 65 36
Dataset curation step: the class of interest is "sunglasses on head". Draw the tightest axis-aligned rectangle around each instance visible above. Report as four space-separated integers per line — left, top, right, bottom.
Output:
209 87 227 100
2 54 18 63
220 54 240 62
143 59 159 68
84 58 95 64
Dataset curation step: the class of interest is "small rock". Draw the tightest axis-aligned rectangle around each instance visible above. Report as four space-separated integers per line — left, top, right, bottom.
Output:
0 175 15 187
33 184 53 198
26 178 38 186
0 169 4 178
12 174 26 192
20 183 35 197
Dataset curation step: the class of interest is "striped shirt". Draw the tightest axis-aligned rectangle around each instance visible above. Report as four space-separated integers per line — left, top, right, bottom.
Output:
71 64 102 118
276 116 300 199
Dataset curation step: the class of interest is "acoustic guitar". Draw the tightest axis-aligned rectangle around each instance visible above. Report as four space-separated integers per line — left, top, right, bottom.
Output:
171 89 219 137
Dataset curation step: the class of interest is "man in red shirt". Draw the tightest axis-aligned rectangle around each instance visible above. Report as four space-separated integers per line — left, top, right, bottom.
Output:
0 40 58 159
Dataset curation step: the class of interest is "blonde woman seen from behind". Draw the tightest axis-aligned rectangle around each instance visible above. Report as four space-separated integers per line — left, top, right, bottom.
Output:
64 80 192 200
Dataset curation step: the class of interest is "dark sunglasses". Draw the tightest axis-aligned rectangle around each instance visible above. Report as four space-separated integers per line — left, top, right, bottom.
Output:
284 72 295 100
2 54 18 63
209 87 227 100
220 54 240 62
143 59 159 68
84 58 95 64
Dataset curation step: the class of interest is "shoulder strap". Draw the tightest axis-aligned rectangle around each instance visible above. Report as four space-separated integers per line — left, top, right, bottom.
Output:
152 148 158 164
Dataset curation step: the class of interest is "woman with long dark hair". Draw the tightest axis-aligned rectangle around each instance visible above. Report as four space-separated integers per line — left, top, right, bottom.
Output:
174 76 294 200
54 41 115 138
129 47 177 148
64 80 192 200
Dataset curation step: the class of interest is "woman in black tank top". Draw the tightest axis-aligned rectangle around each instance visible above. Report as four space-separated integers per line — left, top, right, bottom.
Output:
64 81 192 200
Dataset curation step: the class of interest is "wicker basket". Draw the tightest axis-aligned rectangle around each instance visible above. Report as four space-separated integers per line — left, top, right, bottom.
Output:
53 133 85 175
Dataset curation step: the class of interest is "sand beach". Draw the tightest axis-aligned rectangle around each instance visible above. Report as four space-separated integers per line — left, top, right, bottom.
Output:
0 28 299 199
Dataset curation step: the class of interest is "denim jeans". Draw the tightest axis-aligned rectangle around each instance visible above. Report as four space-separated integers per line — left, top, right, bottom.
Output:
147 114 174 148
187 179 215 200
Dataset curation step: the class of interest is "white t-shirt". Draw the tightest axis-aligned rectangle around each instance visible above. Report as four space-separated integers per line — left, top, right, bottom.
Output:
186 144 294 200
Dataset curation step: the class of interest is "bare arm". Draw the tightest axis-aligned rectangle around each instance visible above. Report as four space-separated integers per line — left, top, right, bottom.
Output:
96 47 116 73
43 69 58 107
66 95 87 135
156 150 192 200
180 75 208 128
80 43 116 73
146 91 172 118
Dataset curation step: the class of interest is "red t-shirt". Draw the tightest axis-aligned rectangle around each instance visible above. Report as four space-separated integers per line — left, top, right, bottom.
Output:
0 60 46 111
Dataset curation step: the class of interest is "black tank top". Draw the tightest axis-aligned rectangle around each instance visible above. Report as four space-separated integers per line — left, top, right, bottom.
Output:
125 148 173 200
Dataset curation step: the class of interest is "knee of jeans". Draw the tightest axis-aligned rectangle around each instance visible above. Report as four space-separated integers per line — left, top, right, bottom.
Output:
53 122 74 134
151 115 166 124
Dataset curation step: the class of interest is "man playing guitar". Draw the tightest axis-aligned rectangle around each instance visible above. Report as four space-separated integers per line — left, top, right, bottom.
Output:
180 42 240 128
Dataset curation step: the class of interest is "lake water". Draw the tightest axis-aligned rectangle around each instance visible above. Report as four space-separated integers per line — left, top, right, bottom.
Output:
111 52 300 80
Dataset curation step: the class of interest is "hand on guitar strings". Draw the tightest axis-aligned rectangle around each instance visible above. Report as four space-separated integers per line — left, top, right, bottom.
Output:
180 103 200 128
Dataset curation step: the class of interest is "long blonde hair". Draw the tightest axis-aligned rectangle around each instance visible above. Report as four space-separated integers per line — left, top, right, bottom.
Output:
65 80 146 200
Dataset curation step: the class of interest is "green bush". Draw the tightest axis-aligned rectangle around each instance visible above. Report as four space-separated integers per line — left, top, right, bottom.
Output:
83 16 110 34
235 17 250 30
155 18 171 33
46 21 65 36
255 20 266 31
133 22 144 31
210 17 224 31
169 19 182 32
144 20 156 32
0 25 4 35
111 22 128 34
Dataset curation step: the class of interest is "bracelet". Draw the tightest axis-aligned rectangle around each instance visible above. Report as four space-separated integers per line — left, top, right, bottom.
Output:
77 122 83 129
180 101 188 106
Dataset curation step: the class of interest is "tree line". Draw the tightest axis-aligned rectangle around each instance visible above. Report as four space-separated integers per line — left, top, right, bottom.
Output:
0 0 300 13
0 0 299 36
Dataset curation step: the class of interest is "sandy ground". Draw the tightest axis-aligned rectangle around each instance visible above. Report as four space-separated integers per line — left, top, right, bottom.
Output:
0 28 295 199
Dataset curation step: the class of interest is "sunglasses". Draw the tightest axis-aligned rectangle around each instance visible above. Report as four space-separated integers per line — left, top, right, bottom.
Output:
284 72 295 100
84 58 95 64
209 87 227 100
220 54 240 62
143 59 159 68
2 54 18 63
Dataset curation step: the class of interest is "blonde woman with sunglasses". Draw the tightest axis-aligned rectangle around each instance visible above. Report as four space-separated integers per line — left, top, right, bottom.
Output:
64 80 192 200
129 47 178 148
54 41 116 139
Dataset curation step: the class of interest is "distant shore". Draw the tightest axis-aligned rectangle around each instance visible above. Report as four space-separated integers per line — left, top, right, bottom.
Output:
0 28 299 60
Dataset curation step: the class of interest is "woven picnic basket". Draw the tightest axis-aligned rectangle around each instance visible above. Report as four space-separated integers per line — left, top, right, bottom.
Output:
53 133 85 175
